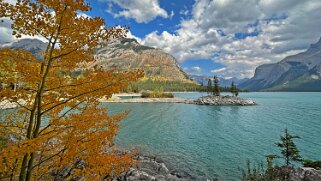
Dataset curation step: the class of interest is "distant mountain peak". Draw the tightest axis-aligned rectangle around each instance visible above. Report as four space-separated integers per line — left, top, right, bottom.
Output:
309 36 321 49
239 36 321 91
1 38 47 55
94 38 193 83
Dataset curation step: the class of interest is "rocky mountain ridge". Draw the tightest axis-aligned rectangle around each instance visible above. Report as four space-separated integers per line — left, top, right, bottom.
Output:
93 38 193 83
239 37 321 91
1 38 193 83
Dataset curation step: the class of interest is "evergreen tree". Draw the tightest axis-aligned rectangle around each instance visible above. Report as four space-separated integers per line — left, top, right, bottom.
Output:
230 81 236 96
207 79 212 95
234 84 239 97
276 128 302 166
213 76 220 96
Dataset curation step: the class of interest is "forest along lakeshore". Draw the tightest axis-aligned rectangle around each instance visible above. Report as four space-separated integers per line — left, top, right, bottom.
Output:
1 0 321 181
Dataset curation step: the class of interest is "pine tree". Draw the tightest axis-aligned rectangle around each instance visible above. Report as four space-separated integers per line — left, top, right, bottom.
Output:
276 128 302 166
230 81 235 96
213 76 220 96
234 84 239 97
207 79 212 95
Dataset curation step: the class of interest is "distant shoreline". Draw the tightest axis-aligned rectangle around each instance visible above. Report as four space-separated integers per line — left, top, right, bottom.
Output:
101 95 256 106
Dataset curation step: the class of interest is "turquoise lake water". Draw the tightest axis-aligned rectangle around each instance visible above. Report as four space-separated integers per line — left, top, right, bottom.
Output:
101 92 321 180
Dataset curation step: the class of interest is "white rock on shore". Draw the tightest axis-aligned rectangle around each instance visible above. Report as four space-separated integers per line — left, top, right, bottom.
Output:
114 155 202 181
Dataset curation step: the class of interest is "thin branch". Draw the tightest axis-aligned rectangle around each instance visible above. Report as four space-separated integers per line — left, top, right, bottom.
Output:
44 81 92 92
41 80 122 115
38 99 85 135
51 48 78 60
31 148 66 170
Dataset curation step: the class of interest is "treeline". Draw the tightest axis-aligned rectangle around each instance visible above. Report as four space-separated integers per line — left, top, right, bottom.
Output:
126 79 241 93
241 128 321 180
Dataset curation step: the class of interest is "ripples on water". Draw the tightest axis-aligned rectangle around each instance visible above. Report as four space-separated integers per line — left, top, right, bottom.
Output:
2 93 320 180
101 92 321 180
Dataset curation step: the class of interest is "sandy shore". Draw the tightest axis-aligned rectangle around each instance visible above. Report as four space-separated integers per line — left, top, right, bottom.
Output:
101 97 191 103
0 100 18 109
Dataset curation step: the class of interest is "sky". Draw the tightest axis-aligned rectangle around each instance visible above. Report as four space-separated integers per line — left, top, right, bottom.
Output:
1 0 321 79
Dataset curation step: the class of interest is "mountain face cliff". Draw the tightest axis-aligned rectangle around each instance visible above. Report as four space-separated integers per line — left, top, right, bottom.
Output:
1 38 193 83
93 38 192 82
1 38 47 56
239 37 321 91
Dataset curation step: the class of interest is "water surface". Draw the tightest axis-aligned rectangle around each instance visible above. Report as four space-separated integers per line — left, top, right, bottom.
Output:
102 92 321 180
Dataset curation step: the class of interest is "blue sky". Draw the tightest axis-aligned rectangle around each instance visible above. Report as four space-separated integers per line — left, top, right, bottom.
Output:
88 0 194 37
86 0 235 76
1 0 321 78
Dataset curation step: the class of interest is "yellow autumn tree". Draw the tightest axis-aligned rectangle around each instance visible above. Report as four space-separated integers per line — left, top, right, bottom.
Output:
0 0 143 180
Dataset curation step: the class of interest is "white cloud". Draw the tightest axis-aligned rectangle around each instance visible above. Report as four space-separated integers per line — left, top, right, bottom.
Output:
140 0 321 78
211 67 226 74
0 18 15 43
191 66 201 72
179 9 189 16
184 66 202 74
0 11 92 44
126 30 142 43
103 0 169 23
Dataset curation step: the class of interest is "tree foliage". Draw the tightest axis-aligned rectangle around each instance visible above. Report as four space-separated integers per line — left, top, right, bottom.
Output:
0 0 143 180
213 76 220 96
276 128 302 166
207 79 212 95
230 81 239 97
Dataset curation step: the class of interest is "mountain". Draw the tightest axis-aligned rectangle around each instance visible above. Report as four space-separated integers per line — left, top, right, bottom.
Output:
1 38 47 56
189 74 249 87
239 37 321 91
1 38 193 83
93 38 193 83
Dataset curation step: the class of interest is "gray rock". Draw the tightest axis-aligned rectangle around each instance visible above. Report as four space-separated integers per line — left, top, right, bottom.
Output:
116 155 191 181
190 96 256 106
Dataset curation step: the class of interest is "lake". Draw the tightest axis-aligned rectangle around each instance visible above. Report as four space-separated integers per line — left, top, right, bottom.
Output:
101 92 321 180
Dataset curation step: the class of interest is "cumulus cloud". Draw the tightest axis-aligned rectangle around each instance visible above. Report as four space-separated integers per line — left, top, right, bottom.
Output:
211 67 226 74
191 66 201 72
184 66 202 74
0 18 15 43
0 11 92 44
140 0 321 78
103 0 169 23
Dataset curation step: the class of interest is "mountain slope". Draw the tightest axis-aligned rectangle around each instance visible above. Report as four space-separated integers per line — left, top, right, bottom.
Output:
1 38 193 83
93 38 193 83
1 38 47 56
239 37 321 91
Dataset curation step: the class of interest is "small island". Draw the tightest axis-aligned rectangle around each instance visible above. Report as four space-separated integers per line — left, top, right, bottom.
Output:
190 95 256 106
102 76 256 106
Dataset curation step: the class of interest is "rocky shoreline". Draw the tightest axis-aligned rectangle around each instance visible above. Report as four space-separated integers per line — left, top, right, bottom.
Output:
102 95 256 106
115 155 200 181
116 155 321 181
189 96 256 106
0 95 256 110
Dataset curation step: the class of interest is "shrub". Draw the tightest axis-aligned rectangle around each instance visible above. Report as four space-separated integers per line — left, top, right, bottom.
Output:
141 89 174 98
303 160 321 169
